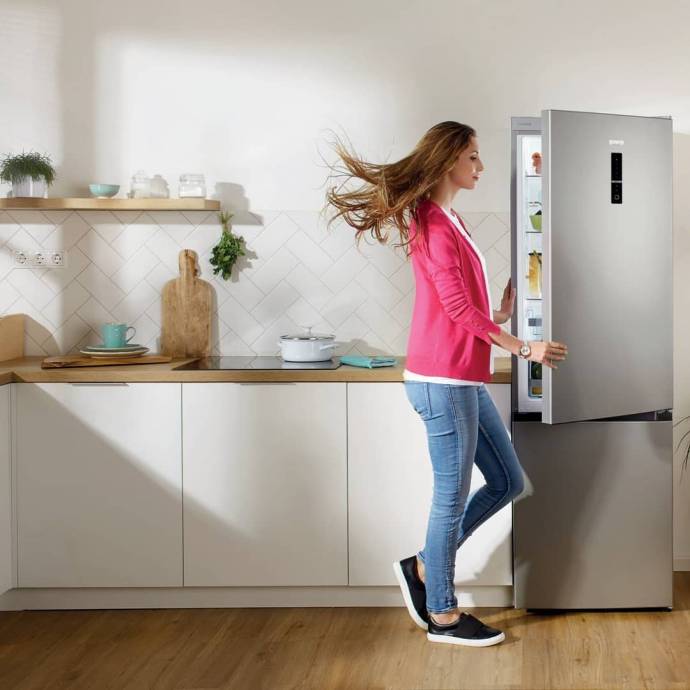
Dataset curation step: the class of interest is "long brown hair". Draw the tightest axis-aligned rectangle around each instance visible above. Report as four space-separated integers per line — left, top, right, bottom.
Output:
322 121 476 257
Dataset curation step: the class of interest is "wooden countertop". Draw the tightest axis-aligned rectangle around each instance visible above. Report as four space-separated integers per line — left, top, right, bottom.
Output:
0 356 511 384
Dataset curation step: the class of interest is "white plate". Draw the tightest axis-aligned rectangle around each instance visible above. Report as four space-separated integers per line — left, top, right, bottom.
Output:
79 348 149 358
83 343 144 352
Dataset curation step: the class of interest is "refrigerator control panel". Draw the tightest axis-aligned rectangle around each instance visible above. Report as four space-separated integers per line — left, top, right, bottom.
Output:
611 153 622 204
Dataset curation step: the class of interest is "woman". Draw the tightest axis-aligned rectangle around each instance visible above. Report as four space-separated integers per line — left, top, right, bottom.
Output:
324 121 568 647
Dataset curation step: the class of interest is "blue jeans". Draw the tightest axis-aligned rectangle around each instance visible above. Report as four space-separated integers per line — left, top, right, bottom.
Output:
403 381 525 613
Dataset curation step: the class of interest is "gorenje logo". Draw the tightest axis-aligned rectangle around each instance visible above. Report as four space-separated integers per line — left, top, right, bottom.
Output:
609 139 624 145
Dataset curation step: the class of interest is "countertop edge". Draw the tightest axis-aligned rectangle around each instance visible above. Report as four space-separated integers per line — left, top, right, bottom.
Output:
0 356 512 384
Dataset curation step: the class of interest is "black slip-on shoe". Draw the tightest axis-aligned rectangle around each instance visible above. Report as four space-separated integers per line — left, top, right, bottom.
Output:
393 556 428 630
427 611 505 647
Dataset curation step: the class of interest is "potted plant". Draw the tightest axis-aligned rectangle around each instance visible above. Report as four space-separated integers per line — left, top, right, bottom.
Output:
0 151 56 198
209 209 246 280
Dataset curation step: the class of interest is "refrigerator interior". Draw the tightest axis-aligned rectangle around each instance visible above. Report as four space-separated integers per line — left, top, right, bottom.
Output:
512 122 543 414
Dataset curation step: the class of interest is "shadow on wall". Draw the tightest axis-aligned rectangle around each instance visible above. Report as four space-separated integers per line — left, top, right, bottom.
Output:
671 132 690 567
671 132 690 415
213 182 252 219
193 181 262 291
3 381 348 593
1 378 512 611
0 179 263 356
2 2 422 361
212 181 263 284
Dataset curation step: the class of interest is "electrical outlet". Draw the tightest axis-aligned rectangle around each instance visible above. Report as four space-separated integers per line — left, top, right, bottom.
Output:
13 248 66 268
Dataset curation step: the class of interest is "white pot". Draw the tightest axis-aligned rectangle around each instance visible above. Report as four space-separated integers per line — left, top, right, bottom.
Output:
12 176 48 198
277 325 338 362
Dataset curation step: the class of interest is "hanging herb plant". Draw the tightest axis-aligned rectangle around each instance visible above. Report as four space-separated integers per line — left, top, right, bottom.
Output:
209 209 246 280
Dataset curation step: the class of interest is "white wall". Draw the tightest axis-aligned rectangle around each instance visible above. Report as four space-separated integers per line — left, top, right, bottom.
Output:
3 0 690 208
1 0 689 568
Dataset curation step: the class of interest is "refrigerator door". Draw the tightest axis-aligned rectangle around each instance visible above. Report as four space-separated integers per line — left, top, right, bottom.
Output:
512 419 673 609
511 117 544 414
541 110 673 424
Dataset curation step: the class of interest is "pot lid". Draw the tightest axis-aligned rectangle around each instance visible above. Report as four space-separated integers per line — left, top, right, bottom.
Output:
280 325 335 341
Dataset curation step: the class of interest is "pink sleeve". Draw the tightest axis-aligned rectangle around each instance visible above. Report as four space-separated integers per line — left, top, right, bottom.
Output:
418 209 501 345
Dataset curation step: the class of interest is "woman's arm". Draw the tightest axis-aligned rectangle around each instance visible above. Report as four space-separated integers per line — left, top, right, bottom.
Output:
420 207 502 345
488 328 523 356
489 329 569 368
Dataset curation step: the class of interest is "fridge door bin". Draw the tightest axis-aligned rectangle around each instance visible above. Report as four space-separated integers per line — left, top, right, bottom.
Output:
512 419 673 610
510 116 544 415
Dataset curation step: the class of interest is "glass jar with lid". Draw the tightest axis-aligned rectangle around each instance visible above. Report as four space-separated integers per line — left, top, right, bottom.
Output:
129 170 151 198
149 174 169 198
179 174 206 198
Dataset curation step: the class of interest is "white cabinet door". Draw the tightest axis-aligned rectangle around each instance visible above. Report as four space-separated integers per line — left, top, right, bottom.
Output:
348 382 513 586
16 383 182 587
0 384 12 595
487 383 511 436
183 382 347 586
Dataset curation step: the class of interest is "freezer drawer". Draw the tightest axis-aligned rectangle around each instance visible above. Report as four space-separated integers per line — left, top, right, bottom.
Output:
512 420 672 610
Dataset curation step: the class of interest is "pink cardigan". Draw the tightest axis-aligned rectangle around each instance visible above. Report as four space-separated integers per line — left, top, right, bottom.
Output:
405 198 501 383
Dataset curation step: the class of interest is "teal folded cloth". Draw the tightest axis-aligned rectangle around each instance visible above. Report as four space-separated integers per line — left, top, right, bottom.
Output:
340 355 398 368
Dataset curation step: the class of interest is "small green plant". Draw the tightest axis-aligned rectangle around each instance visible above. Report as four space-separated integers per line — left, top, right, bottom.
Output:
209 209 246 280
0 151 56 185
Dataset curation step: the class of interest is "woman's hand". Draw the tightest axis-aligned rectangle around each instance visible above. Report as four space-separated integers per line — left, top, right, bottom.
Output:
528 340 568 369
493 277 516 325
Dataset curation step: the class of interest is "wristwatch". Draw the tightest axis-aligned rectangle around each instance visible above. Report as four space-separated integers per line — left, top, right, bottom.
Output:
518 342 532 360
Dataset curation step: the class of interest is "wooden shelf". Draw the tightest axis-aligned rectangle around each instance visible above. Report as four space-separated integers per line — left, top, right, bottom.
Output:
0 198 221 211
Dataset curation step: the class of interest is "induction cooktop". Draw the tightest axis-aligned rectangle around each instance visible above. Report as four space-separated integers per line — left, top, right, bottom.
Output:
173 356 342 370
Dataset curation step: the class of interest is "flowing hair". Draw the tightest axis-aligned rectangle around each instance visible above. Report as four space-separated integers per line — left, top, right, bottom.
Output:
321 121 476 258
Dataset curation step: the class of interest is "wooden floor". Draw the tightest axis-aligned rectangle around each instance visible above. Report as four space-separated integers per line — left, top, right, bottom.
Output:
1 574 689 690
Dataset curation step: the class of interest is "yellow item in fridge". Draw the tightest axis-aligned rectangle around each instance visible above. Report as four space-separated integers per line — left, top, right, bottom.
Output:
528 251 542 298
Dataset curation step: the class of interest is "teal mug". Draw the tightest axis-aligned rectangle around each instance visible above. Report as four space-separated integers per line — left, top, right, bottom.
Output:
101 322 136 348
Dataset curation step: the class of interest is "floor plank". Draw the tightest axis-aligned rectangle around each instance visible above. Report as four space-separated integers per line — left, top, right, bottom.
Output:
0 574 688 690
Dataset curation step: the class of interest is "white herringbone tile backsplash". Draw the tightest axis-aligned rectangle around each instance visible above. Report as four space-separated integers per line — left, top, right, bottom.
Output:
0 209 512 358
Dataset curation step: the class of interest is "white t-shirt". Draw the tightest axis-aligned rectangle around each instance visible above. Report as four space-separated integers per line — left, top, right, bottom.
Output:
403 206 494 386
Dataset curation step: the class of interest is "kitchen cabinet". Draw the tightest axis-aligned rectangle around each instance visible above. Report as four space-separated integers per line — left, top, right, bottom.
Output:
348 383 513 586
16 383 182 587
182 382 348 586
0 384 12 595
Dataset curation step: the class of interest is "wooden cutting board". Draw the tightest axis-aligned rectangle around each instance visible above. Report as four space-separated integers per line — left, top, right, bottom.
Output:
42 355 173 369
160 249 213 358
0 314 24 362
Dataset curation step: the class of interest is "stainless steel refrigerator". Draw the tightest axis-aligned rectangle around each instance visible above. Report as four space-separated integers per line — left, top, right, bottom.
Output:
510 110 673 610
